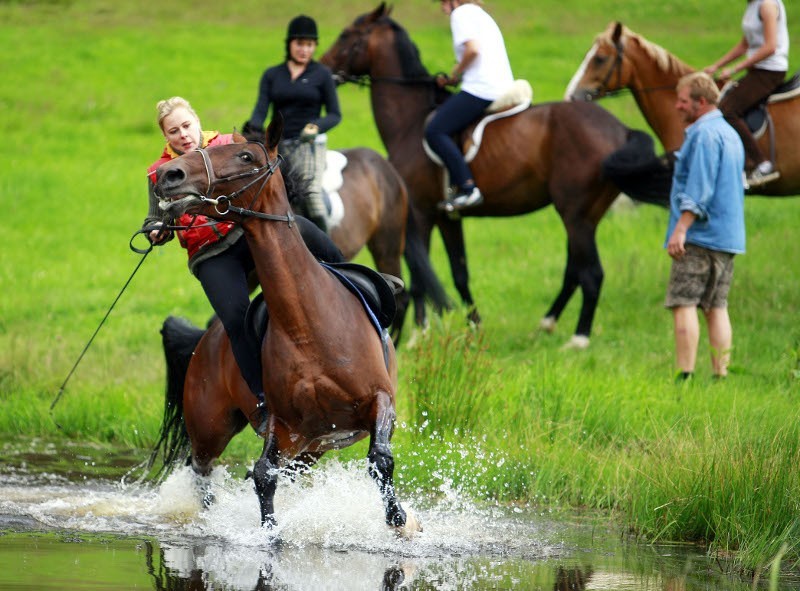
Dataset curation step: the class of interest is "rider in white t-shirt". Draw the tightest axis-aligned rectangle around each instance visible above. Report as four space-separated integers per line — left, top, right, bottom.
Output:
425 0 514 211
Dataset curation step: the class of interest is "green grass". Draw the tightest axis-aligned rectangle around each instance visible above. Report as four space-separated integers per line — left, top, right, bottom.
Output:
2 0 800 580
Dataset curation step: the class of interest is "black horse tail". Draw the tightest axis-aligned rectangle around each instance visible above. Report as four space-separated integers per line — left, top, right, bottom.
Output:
146 316 204 481
603 129 673 208
404 204 452 315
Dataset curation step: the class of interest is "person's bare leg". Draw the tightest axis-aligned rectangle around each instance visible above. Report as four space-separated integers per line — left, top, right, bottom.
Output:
672 306 699 374
704 307 732 377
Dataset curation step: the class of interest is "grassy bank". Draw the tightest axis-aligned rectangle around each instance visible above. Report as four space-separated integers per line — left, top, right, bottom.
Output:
2 0 799 578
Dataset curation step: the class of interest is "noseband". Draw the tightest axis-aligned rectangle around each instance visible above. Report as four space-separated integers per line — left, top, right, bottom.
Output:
593 38 625 98
195 142 294 226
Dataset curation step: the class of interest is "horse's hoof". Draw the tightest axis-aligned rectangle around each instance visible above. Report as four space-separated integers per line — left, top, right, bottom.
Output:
394 508 422 540
561 335 590 350
539 316 557 333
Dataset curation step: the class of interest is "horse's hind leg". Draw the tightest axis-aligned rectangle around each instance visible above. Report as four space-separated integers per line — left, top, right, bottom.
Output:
252 435 280 527
541 244 581 332
367 391 408 528
437 218 480 325
544 224 604 347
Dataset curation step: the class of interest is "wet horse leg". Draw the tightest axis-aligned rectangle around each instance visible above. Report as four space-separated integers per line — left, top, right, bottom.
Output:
367 391 407 527
251 434 280 526
437 217 481 325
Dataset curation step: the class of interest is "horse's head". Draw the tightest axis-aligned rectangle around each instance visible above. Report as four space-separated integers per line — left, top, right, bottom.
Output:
565 22 629 101
155 117 285 221
320 3 394 82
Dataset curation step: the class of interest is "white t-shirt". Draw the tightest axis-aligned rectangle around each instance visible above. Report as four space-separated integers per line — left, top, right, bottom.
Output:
450 3 514 101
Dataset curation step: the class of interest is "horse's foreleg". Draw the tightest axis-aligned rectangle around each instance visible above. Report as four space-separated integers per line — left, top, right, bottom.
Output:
437 218 480 325
367 391 407 528
252 434 280 527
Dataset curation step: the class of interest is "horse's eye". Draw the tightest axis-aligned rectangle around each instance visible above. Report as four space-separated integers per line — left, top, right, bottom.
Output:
593 55 608 67
240 152 254 163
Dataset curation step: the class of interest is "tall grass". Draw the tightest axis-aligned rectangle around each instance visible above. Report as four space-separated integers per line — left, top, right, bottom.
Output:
2 0 800 578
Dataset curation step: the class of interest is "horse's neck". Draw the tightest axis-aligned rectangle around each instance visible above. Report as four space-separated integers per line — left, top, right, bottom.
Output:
370 85 429 153
628 40 693 151
368 41 432 157
241 218 329 329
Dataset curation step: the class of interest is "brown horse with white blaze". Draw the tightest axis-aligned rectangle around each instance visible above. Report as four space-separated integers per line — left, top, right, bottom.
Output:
152 120 420 536
321 3 657 347
565 21 800 197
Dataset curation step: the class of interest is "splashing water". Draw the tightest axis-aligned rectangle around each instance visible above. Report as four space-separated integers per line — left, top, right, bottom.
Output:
0 439 564 590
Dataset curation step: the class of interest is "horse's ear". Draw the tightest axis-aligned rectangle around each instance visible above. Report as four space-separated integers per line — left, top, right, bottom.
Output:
612 22 624 44
266 114 284 152
232 132 247 144
373 2 388 20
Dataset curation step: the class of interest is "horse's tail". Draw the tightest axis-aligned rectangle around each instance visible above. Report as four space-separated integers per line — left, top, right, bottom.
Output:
403 204 452 314
603 129 673 208
146 315 204 481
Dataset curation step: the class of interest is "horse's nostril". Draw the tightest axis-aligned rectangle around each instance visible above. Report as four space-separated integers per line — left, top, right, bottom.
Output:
164 168 186 185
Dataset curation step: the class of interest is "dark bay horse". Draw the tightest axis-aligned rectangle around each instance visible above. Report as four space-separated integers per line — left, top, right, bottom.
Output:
288 146 449 341
151 120 420 536
321 4 653 347
565 22 800 197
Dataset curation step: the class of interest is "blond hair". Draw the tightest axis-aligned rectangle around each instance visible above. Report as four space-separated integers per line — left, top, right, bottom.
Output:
156 96 201 131
676 72 720 105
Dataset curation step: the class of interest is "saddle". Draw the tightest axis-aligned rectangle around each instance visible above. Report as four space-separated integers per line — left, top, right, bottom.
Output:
423 79 533 167
322 262 402 331
320 150 347 229
726 70 800 136
243 262 403 351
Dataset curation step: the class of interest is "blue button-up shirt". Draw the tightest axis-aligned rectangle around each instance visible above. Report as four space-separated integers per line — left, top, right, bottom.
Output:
665 109 746 254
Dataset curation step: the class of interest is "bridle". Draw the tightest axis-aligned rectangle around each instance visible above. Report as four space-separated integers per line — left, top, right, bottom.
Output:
587 38 676 99
328 21 438 89
589 38 626 99
194 141 295 226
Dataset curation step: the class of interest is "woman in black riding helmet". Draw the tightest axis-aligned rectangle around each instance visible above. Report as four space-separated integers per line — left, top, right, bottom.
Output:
245 15 342 233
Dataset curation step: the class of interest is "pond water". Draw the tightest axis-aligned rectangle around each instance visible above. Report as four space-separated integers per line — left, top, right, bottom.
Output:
0 439 787 590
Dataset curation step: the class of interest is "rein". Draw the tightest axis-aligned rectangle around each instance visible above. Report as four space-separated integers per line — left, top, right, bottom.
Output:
333 70 437 88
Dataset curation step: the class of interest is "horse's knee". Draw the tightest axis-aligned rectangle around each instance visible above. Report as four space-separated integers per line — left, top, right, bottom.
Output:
368 443 395 481
252 456 277 493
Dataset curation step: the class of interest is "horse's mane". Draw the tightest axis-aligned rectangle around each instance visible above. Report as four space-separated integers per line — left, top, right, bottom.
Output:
363 14 429 80
598 23 692 77
280 157 312 209
371 14 450 105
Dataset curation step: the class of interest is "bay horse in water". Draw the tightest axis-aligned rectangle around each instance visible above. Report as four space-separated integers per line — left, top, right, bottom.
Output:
151 119 420 536
289 146 449 341
321 3 653 347
565 21 800 197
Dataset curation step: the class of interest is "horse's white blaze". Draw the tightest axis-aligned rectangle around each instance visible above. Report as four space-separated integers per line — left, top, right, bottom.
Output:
564 43 598 100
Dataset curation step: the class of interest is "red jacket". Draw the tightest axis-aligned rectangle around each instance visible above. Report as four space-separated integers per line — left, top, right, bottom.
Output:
148 132 236 260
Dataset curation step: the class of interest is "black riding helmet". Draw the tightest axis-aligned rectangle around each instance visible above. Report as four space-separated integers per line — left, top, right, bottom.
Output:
285 15 318 60
287 15 318 41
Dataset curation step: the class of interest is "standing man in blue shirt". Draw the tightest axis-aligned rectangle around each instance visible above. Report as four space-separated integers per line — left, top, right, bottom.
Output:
665 72 746 381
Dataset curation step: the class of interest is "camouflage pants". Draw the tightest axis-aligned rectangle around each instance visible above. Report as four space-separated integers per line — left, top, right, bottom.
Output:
279 137 327 220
